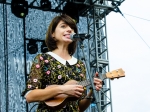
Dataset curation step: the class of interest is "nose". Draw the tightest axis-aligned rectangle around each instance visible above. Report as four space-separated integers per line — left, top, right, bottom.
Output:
66 26 73 33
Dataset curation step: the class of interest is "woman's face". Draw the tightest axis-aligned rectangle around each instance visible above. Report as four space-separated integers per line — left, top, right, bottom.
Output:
52 20 75 45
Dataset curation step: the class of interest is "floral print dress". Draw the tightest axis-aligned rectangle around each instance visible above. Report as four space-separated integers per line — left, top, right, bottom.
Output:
22 52 86 112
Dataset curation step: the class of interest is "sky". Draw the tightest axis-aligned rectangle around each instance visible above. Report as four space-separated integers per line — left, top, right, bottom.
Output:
106 0 150 112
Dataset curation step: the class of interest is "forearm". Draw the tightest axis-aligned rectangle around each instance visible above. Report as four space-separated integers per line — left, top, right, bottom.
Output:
25 85 64 103
79 89 93 112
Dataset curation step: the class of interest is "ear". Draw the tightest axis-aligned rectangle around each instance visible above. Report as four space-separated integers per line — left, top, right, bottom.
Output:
52 32 57 41
52 32 55 38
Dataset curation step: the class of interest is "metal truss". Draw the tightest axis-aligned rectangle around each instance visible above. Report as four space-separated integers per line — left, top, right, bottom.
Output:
86 7 112 112
0 0 124 14
83 0 125 112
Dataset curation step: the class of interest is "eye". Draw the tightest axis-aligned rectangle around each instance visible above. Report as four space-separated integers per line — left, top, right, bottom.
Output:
61 24 67 28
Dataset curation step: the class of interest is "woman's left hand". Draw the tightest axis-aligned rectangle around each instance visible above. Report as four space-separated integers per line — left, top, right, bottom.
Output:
94 72 103 91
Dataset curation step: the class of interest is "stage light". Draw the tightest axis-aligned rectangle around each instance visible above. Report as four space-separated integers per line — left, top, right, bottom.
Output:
40 0 51 11
41 41 48 53
74 0 85 2
11 0 28 18
63 2 79 23
100 0 104 4
0 0 6 3
27 39 38 54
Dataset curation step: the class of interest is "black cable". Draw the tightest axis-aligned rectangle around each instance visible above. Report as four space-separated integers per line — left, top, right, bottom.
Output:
123 17 150 49
123 13 150 22
79 40 101 112
3 3 9 112
0 44 24 59
2 0 5 80
23 16 29 112
114 6 150 50
29 0 37 6
28 103 39 112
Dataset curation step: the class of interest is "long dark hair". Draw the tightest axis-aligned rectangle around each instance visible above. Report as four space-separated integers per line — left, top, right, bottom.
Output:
45 14 78 55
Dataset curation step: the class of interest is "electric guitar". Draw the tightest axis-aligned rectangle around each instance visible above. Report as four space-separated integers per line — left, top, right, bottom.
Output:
44 68 125 110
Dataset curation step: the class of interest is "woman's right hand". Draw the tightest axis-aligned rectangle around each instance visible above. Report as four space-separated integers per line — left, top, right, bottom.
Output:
62 85 84 98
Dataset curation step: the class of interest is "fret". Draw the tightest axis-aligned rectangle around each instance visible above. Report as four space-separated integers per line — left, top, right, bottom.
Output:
77 79 91 87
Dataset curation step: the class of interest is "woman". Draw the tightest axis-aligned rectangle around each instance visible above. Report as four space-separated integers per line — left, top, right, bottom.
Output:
22 14 102 112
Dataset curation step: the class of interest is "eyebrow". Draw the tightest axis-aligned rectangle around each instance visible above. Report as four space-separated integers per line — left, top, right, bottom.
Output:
59 22 66 25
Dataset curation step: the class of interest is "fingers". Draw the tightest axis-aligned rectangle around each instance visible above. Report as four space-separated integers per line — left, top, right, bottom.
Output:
94 78 102 85
95 72 99 77
75 91 83 98
93 72 103 91
75 85 84 93
72 85 84 98
66 85 84 98
95 83 102 91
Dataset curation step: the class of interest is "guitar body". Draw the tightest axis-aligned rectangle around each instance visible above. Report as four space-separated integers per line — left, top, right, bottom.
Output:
44 68 125 110
44 80 79 110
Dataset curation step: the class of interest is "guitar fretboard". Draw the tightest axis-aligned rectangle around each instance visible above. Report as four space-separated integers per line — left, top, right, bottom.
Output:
77 79 91 87
76 73 107 87
76 68 125 87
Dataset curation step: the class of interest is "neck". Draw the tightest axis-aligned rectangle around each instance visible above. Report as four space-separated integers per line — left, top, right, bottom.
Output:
52 46 71 60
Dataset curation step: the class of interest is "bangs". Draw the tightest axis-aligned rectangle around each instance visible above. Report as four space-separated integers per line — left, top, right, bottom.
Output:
61 16 78 33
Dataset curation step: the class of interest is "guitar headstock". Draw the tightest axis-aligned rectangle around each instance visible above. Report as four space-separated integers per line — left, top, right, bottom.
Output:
106 68 125 80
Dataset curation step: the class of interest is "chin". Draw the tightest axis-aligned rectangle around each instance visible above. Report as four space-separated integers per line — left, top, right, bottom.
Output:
64 39 73 43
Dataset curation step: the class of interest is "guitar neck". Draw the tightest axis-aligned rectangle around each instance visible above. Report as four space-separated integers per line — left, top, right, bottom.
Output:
77 73 107 87
77 79 91 87
77 68 125 87
102 73 107 80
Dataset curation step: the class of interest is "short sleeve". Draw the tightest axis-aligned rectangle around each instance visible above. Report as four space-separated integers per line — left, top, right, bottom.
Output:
22 53 46 97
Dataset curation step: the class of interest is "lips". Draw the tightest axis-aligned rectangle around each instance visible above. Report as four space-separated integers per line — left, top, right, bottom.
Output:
64 34 71 39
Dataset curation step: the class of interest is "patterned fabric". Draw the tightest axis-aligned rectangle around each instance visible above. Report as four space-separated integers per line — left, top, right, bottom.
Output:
22 53 86 112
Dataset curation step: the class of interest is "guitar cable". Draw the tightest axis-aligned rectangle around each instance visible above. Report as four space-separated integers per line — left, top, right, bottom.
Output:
28 103 39 112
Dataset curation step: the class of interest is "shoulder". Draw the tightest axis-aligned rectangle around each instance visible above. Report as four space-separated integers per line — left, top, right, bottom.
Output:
32 53 54 64
34 53 53 59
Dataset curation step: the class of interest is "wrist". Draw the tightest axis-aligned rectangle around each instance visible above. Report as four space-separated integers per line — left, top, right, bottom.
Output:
57 85 66 94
